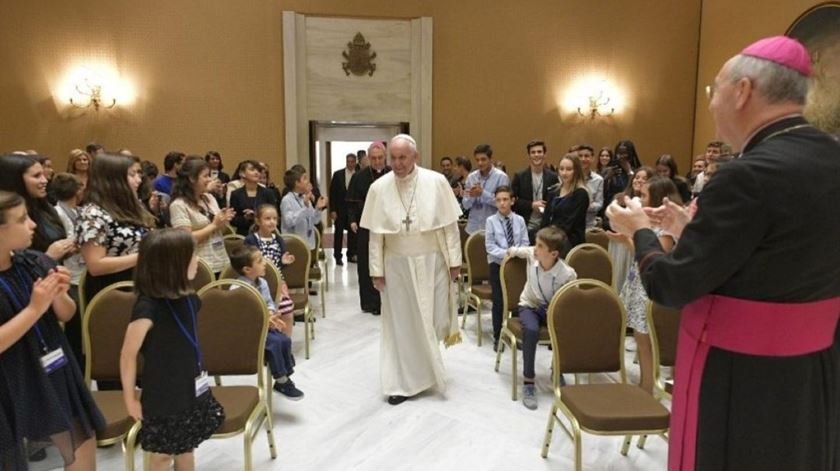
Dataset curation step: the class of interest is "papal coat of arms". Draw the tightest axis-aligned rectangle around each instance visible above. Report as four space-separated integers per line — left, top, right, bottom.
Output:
342 32 377 77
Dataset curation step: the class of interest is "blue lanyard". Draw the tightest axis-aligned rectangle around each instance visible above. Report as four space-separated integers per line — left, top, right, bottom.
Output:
535 266 555 305
165 297 204 371
0 265 50 352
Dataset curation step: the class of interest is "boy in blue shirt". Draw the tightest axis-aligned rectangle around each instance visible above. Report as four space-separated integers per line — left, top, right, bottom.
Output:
485 186 529 350
230 245 304 400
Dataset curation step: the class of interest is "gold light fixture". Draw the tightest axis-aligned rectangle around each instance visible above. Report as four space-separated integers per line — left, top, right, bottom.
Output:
577 88 614 119
69 75 116 111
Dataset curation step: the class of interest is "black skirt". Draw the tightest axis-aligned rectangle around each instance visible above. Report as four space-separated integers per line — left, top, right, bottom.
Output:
139 393 225 455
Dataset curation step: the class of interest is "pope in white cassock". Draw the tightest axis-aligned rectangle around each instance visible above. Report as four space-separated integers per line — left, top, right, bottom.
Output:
360 134 463 406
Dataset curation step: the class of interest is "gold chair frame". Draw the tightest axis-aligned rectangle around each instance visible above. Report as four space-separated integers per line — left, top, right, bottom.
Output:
461 231 489 346
281 233 316 359
541 279 670 468
81 281 140 471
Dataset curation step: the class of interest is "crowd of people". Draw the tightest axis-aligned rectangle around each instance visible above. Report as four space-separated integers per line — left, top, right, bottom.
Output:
0 34 837 471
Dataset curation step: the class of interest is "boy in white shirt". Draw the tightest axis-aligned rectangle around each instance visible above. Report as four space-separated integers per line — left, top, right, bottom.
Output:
507 226 576 410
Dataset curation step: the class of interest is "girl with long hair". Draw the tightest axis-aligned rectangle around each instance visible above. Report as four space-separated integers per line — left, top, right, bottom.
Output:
542 153 590 248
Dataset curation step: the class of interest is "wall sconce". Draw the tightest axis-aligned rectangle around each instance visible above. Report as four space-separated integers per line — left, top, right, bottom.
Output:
70 75 116 111
577 89 614 119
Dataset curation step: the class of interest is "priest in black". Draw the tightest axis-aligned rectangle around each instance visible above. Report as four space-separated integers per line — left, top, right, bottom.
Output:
346 142 390 315
608 36 840 471
329 153 358 265
510 140 559 243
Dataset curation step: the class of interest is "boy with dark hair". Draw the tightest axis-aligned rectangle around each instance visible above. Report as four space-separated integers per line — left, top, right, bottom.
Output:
507 226 577 410
229 245 304 400
485 186 529 350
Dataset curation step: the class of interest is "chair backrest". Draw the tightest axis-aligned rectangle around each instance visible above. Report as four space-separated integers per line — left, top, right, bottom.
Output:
197 280 268 376
280 234 311 290
500 256 528 316
191 258 216 292
648 301 681 368
217 260 280 301
223 234 246 258
83 281 137 384
585 229 609 251
458 222 468 252
547 279 626 378
566 243 613 286
221 224 236 236
465 231 489 284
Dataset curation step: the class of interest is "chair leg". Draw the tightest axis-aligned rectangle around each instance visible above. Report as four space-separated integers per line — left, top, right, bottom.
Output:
573 425 583 471
304 310 311 360
243 421 254 471
263 403 278 459
494 338 505 372
637 434 648 450
540 405 557 458
460 296 469 328
124 421 142 471
476 303 482 347
214 375 222 386
621 435 633 456
320 281 326 318
511 335 519 401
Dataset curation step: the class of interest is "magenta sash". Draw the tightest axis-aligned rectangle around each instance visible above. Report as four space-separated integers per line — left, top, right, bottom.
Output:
669 295 840 471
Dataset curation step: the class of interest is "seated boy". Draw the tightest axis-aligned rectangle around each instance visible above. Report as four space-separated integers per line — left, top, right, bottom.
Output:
507 226 576 410
230 245 304 400
485 186 529 350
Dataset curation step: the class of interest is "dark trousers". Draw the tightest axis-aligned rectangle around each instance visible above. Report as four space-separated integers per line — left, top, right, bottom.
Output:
333 211 357 260
520 305 547 379
356 228 381 310
489 262 503 342
265 330 295 379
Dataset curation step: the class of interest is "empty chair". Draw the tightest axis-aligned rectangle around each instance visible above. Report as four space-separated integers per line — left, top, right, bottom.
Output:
281 234 316 358
566 243 612 287
462 231 491 346
541 279 670 467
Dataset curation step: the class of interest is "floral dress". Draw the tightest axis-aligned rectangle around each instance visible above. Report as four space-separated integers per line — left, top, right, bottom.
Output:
619 227 669 334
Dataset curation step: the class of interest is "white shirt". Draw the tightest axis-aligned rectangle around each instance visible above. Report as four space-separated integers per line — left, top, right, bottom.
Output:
508 246 577 308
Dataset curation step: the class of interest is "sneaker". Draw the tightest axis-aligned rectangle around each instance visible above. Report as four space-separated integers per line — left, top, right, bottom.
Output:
522 383 538 410
274 380 305 401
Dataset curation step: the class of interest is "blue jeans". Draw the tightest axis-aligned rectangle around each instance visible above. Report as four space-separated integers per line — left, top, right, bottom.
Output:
519 305 547 379
265 330 294 379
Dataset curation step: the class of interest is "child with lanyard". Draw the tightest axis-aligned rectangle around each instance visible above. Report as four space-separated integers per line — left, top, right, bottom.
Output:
0 190 103 470
507 226 577 410
120 229 224 471
244 204 296 336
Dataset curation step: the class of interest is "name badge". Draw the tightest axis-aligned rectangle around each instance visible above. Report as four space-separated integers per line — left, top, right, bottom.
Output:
40 348 67 374
195 371 211 397
210 235 224 250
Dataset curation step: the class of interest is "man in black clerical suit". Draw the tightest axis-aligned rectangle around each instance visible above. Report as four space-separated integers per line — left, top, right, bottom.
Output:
346 142 390 315
608 36 840 471
510 140 559 243
329 153 357 265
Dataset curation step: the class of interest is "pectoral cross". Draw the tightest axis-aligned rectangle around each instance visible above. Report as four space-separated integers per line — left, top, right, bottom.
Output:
402 215 413 231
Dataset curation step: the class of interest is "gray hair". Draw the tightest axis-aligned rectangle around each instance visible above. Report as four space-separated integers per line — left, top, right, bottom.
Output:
726 54 809 105
389 133 418 155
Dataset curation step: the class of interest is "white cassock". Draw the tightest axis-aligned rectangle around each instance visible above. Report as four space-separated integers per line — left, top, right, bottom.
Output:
360 165 463 396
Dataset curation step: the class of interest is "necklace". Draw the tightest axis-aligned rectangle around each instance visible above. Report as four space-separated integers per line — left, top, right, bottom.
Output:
758 123 812 145
396 169 419 231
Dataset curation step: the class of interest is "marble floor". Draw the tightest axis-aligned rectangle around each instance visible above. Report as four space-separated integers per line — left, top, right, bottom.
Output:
38 253 669 471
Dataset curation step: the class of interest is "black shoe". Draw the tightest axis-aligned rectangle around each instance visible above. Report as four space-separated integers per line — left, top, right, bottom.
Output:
457 306 477 315
493 339 500 352
28 449 47 462
387 395 409 405
335 259 344 266
371 309 381 316
293 313 315 323
274 380 305 401
349 255 358 263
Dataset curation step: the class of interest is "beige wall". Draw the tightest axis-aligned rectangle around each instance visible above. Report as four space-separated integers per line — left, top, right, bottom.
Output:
692 0 826 156
0 0 703 175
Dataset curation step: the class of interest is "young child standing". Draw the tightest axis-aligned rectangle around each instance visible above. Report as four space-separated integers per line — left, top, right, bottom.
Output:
244 204 296 335
0 190 103 470
485 186 529 350
280 167 326 250
507 226 577 410
120 229 225 471
229 245 304 400
612 176 679 393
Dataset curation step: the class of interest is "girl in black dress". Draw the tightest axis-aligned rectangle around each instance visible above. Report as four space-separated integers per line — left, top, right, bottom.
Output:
120 229 224 471
0 190 103 471
542 154 590 248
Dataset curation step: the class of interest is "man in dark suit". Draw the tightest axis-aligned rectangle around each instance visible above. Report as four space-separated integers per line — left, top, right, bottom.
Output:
329 153 358 265
510 140 559 243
